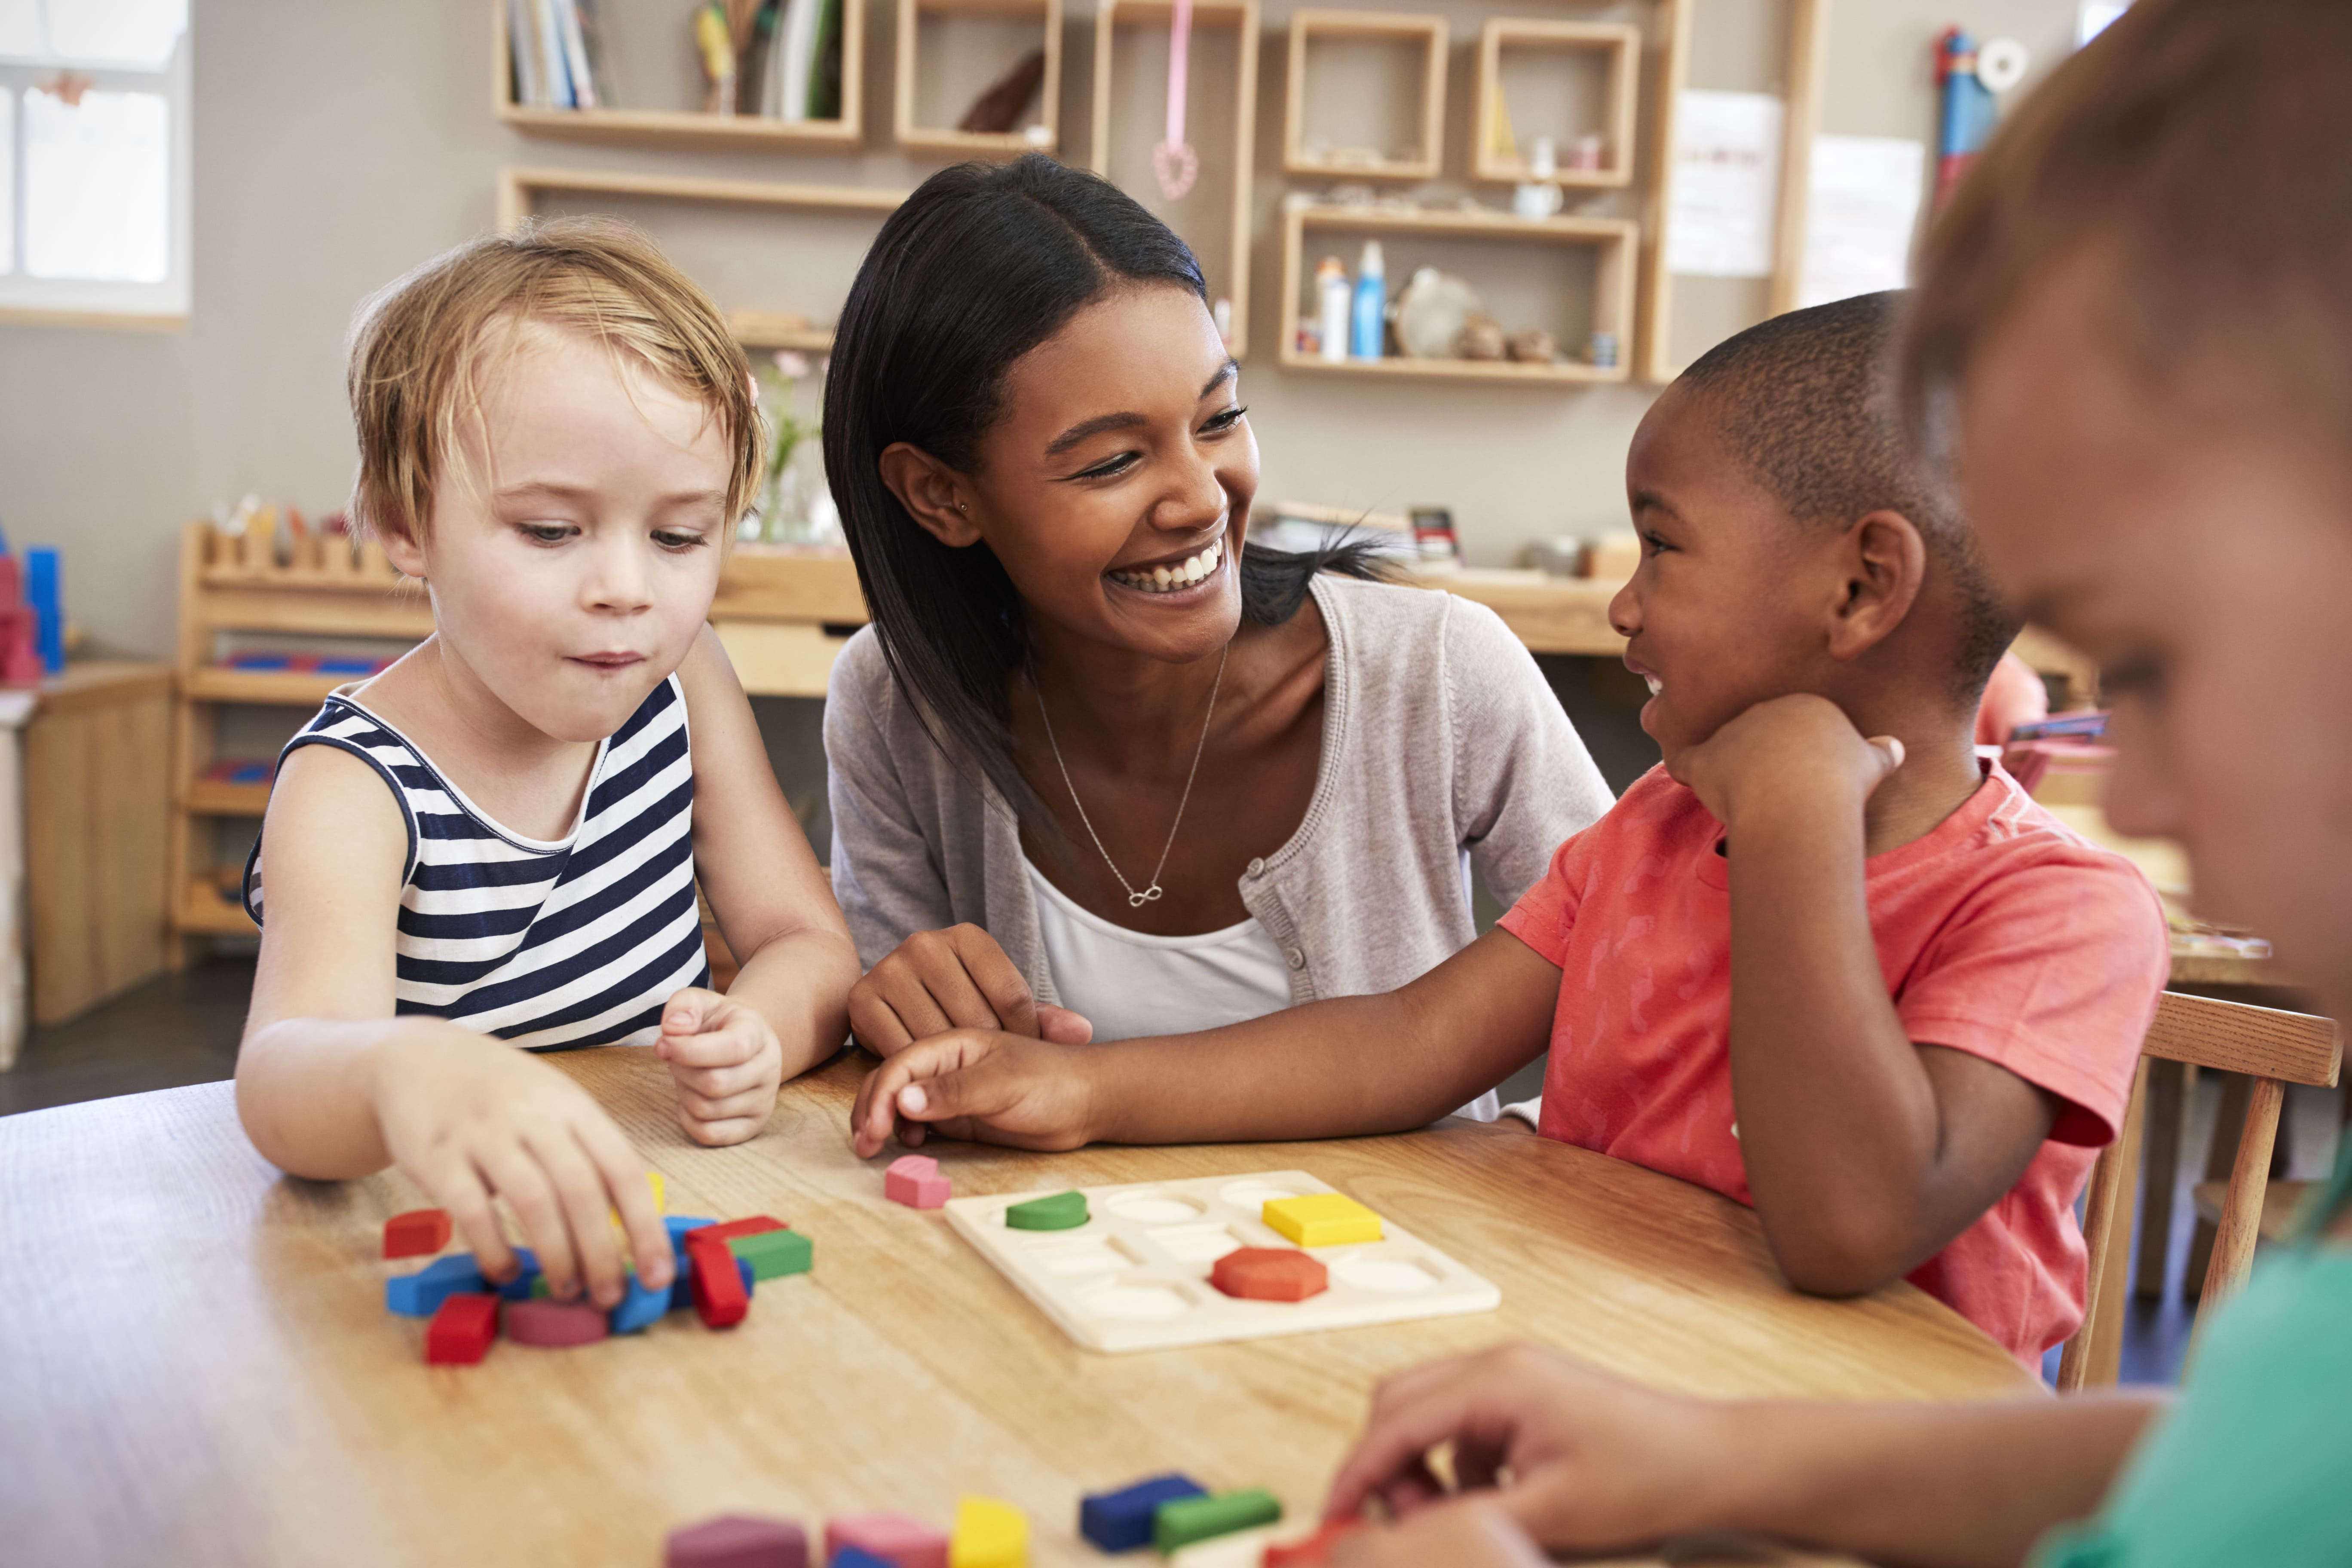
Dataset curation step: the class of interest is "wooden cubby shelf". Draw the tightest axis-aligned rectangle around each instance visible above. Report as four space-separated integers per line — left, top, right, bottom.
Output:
490 0 866 151
1283 10 1448 183
895 0 1063 157
1473 18 1641 189
1277 202 1637 386
1091 0 1261 358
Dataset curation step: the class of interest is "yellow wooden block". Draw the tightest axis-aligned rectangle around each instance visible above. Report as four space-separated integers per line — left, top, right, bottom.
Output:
1262 1193 1383 1248
647 1170 665 1213
950 1495 1028 1568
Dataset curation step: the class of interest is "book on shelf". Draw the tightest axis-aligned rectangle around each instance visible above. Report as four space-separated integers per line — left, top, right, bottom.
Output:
509 0 614 110
763 0 841 121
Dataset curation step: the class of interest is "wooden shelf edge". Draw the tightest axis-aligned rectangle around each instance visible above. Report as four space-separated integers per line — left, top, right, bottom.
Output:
498 104 861 150
182 670 349 706
1285 155 1438 182
1289 202 1639 242
897 129 1056 157
1277 349 1627 385
176 880 257 936
184 781 273 817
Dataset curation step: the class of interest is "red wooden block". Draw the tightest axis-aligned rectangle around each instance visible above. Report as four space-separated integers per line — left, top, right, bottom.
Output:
1210 1247 1329 1303
683 1216 787 1245
688 1236 750 1329
665 1514 808 1568
506 1298 610 1348
424 1292 500 1364
884 1154 950 1209
1263 1519 1361 1566
383 1208 452 1259
824 1512 949 1568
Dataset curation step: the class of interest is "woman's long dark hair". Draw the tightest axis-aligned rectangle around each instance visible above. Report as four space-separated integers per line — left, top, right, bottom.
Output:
823 154 1383 822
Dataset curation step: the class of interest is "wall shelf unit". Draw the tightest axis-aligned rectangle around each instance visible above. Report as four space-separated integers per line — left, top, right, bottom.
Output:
1282 10 1447 183
490 0 866 151
1277 201 1636 386
1471 18 1641 188
894 0 1063 157
167 522 434 961
1090 0 1261 358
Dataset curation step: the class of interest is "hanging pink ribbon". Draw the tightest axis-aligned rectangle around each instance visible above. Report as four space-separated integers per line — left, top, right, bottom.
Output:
1152 0 1200 199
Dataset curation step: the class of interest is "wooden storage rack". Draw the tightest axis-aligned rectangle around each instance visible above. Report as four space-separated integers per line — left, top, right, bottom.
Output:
166 522 434 962
1282 9 1448 183
1472 18 1641 188
1277 201 1637 386
894 0 1063 156
490 0 867 152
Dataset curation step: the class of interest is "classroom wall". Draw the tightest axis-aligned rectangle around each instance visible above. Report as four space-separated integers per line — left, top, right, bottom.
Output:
0 0 2083 659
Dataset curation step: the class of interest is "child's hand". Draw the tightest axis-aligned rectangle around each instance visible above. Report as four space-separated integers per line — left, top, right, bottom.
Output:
847 1028 1095 1158
371 1028 673 1309
1327 1502 1549 1568
848 924 1095 1057
1669 692 1905 829
1323 1342 1734 1557
656 987 784 1146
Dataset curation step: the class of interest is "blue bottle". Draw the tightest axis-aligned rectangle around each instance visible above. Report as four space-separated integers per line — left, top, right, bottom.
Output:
25 547 62 675
1349 239 1386 361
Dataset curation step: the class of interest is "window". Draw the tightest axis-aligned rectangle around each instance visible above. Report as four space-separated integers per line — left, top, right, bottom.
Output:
0 0 190 325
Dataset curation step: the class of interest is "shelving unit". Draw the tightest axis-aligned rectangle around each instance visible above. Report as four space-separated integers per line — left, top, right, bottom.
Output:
1091 0 1261 358
1471 18 1641 188
166 522 433 962
894 0 1063 157
489 0 866 152
1282 10 1447 183
1277 201 1637 386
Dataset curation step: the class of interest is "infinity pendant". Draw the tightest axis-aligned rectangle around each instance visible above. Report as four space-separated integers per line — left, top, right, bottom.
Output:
1129 886 1165 907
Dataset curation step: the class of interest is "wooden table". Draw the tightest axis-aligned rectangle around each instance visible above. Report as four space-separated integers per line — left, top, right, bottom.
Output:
0 1053 2037 1567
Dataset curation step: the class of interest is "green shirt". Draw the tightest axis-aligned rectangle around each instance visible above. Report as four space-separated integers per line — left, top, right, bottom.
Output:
2032 1142 2352 1567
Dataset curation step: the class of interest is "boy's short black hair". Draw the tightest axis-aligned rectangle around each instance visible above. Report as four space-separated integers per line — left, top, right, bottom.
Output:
1678 290 2019 701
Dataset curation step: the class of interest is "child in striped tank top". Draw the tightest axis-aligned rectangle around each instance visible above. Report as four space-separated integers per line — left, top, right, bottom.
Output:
236 222 860 1311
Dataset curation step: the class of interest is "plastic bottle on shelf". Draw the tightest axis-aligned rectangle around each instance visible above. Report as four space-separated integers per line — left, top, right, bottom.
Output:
1349 240 1386 361
1316 256 1351 364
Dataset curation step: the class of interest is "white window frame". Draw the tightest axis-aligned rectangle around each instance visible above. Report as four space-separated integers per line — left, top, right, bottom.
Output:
0 24 192 328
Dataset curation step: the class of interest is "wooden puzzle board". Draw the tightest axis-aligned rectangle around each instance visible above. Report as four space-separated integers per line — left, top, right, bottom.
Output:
944 1170 1501 1353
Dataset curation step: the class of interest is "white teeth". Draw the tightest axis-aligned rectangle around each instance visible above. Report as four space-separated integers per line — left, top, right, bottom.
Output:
1644 676 1663 695
1111 536 1225 593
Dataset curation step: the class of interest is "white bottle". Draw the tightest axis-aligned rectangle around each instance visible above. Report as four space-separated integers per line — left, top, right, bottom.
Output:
1513 135 1564 219
1316 256 1350 363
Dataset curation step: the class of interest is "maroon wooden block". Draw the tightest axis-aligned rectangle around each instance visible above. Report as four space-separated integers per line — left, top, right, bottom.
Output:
1209 1247 1329 1302
505 1298 609 1348
383 1208 452 1259
424 1292 500 1364
664 1514 808 1568
688 1236 749 1329
683 1216 787 1245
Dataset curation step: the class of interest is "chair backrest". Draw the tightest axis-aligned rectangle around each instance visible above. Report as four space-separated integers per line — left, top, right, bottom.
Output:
2057 990 2339 1392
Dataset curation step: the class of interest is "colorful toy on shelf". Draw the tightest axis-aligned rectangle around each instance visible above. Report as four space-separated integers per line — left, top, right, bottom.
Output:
1933 29 2029 212
0 552 48 686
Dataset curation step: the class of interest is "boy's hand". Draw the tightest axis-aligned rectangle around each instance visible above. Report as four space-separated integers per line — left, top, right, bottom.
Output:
847 1028 1096 1158
1328 1502 1549 1568
371 1029 673 1309
657 987 784 1146
1324 1343 1735 1556
848 924 1093 1057
1669 692 1905 829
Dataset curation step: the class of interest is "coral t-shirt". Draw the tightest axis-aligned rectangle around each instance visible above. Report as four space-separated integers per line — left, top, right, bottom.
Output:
1498 763 2169 1361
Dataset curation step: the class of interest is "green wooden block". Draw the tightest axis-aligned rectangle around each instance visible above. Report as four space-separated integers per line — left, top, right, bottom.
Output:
530 1274 553 1299
730 1227 812 1280
1004 1190 1089 1231
1154 1489 1281 1553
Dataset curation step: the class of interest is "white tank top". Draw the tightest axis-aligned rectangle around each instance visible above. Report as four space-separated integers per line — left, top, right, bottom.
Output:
1024 859 1294 1043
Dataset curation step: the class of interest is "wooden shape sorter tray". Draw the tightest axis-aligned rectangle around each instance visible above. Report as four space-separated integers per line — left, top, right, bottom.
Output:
943 1170 1501 1353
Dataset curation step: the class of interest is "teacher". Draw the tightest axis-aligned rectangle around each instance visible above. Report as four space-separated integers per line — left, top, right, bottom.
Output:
818 156 1610 1119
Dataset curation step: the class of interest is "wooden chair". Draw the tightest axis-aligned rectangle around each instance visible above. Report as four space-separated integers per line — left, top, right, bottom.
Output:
2056 991 2340 1391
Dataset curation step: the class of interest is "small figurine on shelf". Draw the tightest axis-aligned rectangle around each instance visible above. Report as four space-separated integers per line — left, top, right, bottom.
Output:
695 3 739 116
0 553 44 687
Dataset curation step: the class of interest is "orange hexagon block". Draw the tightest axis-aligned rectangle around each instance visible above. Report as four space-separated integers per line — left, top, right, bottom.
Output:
1209 1246 1329 1302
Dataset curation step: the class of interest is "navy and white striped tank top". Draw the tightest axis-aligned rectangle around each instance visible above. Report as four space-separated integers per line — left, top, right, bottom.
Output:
244 676 709 1050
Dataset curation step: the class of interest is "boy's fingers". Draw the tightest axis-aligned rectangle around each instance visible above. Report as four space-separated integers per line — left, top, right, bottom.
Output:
477 1144 580 1300
671 1057 770 1101
429 1163 515 1283
680 1110 766 1146
1327 1378 1485 1520
527 1128 629 1308
1866 733 1906 775
574 1119 672 1291
661 1017 763 1071
677 1084 775 1123
659 986 724 1041
1038 1004 1094 1045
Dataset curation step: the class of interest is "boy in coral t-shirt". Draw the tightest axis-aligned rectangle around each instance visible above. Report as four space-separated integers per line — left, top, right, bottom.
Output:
845 291 2170 1362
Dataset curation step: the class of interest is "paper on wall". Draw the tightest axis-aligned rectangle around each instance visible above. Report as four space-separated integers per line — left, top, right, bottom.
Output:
1665 89 1784 279
1799 135 1927 309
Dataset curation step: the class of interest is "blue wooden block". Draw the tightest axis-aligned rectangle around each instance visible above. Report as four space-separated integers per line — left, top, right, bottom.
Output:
831 1549 894 1568
1080 1473 1207 1553
385 1253 486 1318
665 1216 720 1262
610 1268 671 1335
495 1248 541 1302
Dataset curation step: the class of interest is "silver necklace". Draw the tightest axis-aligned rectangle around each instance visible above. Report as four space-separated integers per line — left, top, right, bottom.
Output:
1032 645 1229 908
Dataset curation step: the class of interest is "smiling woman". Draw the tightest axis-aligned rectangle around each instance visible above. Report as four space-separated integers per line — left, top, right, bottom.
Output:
821 156 1611 1103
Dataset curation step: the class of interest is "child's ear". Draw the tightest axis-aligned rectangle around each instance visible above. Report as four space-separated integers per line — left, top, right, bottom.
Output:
1827 509 1928 661
374 516 429 580
877 442 983 548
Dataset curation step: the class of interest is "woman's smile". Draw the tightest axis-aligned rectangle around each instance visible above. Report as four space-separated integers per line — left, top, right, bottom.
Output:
1104 531 1228 599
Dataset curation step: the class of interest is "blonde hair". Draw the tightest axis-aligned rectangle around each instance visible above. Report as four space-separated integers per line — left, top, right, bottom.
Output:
346 217 762 548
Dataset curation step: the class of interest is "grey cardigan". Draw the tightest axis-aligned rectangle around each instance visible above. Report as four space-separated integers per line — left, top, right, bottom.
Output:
824 573 1614 1012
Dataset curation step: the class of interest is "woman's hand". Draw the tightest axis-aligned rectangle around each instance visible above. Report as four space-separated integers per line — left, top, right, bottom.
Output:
848 1027 1099 1157
657 987 784 1145
370 1027 674 1309
1325 1342 1736 1557
848 924 1093 1056
1328 1502 1550 1568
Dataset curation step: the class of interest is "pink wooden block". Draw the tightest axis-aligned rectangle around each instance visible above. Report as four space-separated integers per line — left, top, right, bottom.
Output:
884 1155 951 1210
505 1299 610 1348
665 1514 807 1568
825 1511 949 1568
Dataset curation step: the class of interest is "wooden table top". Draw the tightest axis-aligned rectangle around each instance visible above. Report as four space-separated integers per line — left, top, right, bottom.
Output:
0 1051 2037 1568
